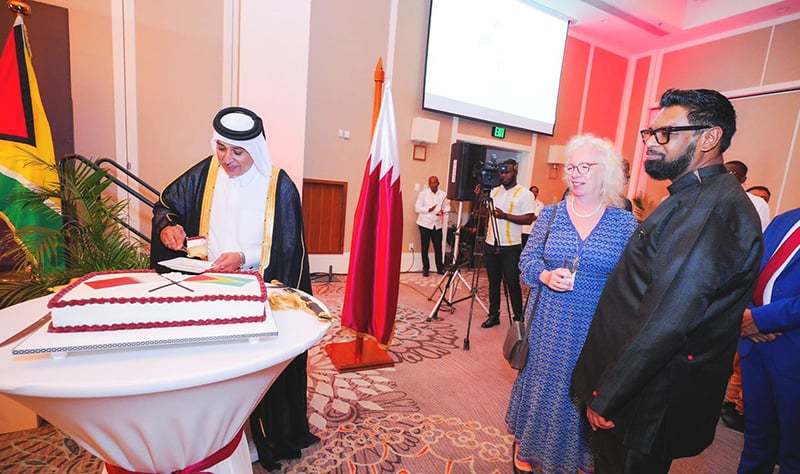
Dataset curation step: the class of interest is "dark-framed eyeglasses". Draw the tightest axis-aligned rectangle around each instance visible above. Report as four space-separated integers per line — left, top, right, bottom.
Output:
639 125 710 145
564 163 601 175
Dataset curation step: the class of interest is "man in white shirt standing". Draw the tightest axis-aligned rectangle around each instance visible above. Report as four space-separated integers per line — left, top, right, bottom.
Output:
726 160 770 230
521 184 544 247
746 185 771 204
415 175 449 276
481 159 536 327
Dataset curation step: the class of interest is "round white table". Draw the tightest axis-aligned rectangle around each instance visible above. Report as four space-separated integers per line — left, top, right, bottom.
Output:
0 294 330 473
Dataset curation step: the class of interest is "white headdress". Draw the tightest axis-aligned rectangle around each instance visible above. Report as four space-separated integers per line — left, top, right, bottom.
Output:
211 107 272 177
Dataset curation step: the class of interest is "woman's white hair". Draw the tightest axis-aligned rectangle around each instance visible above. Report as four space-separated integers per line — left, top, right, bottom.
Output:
562 134 627 208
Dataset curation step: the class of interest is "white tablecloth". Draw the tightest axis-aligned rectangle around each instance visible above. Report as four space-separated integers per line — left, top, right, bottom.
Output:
0 294 330 473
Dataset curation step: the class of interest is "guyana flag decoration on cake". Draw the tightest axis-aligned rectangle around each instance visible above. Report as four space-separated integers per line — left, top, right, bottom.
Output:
0 16 60 263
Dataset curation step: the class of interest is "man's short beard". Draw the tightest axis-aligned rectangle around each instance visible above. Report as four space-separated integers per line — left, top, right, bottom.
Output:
645 140 695 181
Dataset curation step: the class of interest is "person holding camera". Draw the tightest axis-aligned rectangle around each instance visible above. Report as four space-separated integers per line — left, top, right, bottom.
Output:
480 159 536 328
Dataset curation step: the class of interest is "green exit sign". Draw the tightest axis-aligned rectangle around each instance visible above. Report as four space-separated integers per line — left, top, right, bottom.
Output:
492 125 506 139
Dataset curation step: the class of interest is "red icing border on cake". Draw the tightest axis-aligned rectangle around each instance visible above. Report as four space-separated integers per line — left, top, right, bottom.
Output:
48 269 267 309
47 313 267 333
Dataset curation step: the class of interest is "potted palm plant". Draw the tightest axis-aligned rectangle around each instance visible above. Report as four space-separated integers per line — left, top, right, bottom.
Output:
0 155 149 309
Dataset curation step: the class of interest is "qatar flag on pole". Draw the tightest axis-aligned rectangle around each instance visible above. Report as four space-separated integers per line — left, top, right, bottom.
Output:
340 84 402 347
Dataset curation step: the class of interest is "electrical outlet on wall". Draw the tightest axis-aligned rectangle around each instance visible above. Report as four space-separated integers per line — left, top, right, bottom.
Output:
409 243 414 251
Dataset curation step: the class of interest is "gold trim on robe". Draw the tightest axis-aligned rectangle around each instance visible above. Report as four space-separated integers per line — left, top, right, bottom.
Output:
198 161 281 274
259 166 280 273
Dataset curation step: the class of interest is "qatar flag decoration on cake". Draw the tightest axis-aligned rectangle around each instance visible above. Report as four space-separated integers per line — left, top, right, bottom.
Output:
340 83 403 347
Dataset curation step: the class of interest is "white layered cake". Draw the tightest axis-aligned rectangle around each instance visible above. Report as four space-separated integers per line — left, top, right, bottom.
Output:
47 270 267 332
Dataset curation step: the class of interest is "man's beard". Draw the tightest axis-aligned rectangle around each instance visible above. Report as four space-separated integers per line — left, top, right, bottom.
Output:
645 141 695 181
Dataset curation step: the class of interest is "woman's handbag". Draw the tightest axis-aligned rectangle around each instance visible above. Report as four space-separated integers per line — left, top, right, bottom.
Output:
502 286 543 370
501 204 558 370
502 307 533 370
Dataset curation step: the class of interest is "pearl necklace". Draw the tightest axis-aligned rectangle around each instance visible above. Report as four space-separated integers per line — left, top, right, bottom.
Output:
569 196 603 218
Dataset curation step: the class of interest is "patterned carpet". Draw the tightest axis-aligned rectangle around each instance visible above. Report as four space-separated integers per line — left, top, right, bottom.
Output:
1 272 746 473
276 274 516 473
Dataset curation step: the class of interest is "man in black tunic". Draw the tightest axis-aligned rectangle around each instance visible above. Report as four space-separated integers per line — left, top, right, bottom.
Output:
151 107 317 471
570 89 763 473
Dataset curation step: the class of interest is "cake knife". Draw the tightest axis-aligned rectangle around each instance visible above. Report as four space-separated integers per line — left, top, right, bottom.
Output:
0 312 52 348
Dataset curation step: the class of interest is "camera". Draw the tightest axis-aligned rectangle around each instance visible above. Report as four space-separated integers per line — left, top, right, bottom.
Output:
474 154 507 190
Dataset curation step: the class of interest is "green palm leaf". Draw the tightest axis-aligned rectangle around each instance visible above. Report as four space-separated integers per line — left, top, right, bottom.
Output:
1 156 149 309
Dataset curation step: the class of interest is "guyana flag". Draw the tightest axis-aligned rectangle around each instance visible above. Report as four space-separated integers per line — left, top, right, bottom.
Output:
0 16 60 263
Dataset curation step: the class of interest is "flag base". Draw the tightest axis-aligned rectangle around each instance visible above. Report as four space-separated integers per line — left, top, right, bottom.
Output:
325 337 394 373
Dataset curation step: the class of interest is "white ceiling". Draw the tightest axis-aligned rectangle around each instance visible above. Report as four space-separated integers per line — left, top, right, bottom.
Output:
531 0 800 56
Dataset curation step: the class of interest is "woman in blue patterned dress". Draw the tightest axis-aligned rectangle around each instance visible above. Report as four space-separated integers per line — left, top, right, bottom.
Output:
506 134 639 473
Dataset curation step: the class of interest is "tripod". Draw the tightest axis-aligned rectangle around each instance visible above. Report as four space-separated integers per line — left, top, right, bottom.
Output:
427 201 488 323
461 190 510 350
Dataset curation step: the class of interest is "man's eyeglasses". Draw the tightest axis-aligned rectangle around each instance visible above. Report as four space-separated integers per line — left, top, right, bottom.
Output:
564 163 601 175
639 125 710 145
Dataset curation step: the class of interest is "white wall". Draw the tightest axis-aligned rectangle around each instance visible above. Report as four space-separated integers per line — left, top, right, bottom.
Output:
238 0 311 190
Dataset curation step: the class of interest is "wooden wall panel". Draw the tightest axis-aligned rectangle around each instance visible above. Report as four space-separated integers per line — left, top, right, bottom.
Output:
764 19 800 85
623 56 651 199
552 37 591 139
782 112 800 216
658 29 770 93
582 48 627 140
531 36 592 205
729 91 800 216
135 0 224 191
302 179 347 254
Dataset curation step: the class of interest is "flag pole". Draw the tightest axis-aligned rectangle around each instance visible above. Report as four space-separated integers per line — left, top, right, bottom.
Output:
325 58 395 373
354 58 386 360
371 57 384 134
